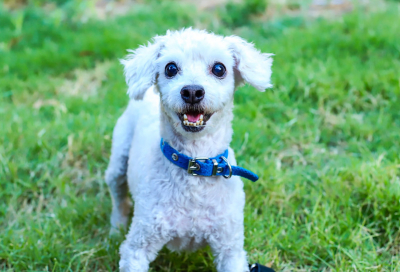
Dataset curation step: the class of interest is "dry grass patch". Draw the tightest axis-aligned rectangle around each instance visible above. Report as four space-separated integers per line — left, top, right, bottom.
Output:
58 61 112 99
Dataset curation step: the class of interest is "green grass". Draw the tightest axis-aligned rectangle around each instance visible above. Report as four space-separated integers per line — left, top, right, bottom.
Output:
1 1 400 271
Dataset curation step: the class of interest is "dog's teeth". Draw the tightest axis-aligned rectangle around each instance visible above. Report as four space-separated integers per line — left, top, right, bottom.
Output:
200 114 203 120
184 114 188 120
183 119 204 127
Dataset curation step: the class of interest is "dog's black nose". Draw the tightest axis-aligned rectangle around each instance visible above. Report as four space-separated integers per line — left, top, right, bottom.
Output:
180 85 205 104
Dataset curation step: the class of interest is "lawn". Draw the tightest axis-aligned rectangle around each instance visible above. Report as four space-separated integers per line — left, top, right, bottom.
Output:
1 0 400 271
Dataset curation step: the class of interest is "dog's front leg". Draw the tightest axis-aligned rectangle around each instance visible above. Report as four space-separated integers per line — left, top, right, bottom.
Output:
209 227 249 272
212 246 249 272
119 220 168 272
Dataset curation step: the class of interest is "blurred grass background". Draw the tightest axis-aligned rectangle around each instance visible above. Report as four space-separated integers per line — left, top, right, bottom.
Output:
1 0 400 271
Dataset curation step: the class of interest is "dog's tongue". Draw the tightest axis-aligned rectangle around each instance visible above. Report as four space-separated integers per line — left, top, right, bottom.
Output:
187 113 201 122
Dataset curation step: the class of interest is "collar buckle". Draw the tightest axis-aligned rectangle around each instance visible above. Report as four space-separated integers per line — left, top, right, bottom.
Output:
211 159 224 176
187 157 227 177
187 157 209 176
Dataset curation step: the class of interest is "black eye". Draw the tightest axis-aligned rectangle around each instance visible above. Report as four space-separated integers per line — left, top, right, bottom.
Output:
212 63 226 78
165 63 178 78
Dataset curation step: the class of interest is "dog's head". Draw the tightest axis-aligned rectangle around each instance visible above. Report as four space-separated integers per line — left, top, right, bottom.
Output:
121 29 273 136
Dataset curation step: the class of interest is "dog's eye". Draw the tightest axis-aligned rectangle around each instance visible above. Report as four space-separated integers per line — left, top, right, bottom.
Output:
165 63 178 78
212 63 226 78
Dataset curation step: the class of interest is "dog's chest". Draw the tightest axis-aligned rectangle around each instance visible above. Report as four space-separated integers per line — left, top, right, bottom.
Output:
129 139 245 244
155 174 230 232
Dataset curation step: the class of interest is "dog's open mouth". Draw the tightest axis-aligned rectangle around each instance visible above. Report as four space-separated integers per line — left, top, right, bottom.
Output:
177 109 213 132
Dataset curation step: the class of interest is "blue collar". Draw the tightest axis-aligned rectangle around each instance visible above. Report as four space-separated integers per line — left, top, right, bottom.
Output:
160 138 259 182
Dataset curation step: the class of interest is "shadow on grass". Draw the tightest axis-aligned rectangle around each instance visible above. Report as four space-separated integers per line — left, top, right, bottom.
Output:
150 247 216 272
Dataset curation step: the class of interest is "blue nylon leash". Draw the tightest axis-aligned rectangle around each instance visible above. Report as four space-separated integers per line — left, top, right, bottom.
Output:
160 138 259 182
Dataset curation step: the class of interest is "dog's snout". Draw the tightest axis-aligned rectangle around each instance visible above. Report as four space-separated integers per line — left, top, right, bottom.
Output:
180 85 205 104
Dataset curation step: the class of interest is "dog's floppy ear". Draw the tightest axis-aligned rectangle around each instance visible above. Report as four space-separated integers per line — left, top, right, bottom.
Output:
120 37 164 100
225 35 273 91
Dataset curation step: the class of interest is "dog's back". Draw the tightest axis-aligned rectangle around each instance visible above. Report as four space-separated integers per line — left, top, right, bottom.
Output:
105 87 160 232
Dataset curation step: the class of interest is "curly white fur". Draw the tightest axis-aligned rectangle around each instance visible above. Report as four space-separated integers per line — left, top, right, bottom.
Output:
105 28 273 272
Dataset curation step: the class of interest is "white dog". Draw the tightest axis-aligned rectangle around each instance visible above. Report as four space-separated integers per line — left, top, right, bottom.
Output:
105 28 273 272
